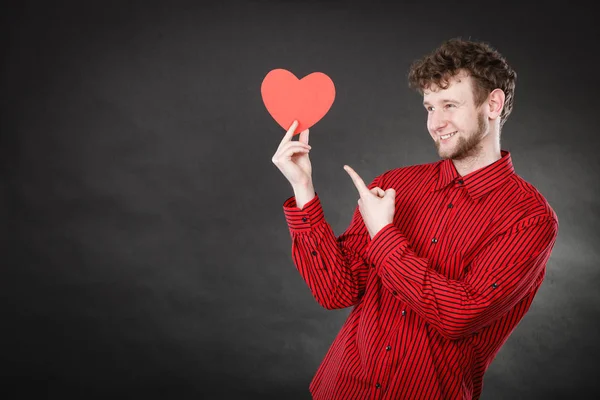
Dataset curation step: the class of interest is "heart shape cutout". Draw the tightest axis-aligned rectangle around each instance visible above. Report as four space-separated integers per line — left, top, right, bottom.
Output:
261 69 335 136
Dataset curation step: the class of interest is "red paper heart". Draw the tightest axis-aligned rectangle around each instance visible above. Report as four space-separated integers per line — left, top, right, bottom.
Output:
261 69 335 136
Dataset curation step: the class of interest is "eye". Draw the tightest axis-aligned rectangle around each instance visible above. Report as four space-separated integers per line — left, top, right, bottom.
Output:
445 104 456 109
426 106 434 112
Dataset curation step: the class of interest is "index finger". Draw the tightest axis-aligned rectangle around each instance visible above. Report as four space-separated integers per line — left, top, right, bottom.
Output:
343 165 370 197
280 120 299 145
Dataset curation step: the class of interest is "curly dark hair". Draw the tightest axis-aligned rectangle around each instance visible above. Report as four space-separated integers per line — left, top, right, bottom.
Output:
408 38 517 129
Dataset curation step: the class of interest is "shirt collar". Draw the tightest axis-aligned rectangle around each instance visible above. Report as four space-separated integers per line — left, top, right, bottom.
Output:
430 150 515 200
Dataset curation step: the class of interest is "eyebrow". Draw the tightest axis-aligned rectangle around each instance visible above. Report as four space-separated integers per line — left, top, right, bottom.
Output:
423 99 460 106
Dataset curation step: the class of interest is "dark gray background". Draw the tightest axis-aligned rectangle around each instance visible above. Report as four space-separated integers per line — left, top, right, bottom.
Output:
1 0 598 399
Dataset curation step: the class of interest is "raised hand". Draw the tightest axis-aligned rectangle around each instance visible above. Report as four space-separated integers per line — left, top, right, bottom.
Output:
344 165 396 239
272 120 313 187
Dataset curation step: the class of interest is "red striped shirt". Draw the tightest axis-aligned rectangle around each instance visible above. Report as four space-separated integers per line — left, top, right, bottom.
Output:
282 150 558 400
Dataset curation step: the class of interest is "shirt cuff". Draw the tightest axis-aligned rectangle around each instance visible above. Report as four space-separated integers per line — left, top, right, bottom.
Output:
282 193 325 233
365 223 410 268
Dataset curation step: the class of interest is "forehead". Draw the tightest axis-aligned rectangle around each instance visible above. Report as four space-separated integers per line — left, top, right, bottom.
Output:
423 73 474 103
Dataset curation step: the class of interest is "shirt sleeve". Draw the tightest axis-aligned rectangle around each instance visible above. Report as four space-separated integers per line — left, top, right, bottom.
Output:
364 214 559 340
282 175 384 310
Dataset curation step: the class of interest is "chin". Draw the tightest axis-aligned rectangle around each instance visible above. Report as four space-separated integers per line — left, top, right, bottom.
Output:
435 144 454 159
438 151 454 160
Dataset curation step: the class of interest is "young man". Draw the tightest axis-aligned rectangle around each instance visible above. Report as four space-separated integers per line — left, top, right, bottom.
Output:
271 38 558 400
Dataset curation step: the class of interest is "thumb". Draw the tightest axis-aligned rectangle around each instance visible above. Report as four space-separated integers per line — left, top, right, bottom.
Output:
385 188 396 197
371 187 385 197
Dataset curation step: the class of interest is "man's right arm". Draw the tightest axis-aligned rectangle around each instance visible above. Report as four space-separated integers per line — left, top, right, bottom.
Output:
282 175 385 309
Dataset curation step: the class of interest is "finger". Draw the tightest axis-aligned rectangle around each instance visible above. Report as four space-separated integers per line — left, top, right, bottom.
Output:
273 143 310 164
278 142 311 156
385 188 396 199
285 147 310 158
278 120 299 147
298 128 310 145
370 187 385 197
343 165 370 197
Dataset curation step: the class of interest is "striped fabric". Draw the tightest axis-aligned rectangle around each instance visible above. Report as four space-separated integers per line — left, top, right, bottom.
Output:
282 150 558 399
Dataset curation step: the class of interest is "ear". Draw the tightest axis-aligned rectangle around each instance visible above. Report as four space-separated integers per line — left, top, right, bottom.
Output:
487 88 505 120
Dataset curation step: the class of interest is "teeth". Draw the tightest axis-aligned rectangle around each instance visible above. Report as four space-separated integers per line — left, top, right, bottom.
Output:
441 132 456 140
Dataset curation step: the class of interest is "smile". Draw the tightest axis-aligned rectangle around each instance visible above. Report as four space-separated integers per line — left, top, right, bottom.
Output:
440 132 457 141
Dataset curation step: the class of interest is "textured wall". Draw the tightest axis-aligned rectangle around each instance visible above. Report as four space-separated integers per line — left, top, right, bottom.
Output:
1 0 597 398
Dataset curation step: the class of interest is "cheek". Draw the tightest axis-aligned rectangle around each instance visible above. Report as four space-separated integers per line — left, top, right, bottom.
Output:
447 113 465 130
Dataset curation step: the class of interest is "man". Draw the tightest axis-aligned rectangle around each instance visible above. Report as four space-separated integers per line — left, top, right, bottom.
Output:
271 38 558 400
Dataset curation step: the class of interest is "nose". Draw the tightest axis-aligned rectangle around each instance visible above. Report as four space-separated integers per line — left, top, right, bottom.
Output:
428 110 447 133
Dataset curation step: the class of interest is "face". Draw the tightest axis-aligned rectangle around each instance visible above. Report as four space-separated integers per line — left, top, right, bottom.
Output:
423 73 489 160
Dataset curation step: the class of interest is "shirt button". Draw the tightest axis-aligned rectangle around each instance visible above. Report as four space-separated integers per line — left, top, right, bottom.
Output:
302 217 308 222
458 179 464 184
386 345 392 351
375 383 381 389
431 238 438 243
392 291 398 296
401 310 406 316
311 251 317 256
491 283 498 289
447 203 453 209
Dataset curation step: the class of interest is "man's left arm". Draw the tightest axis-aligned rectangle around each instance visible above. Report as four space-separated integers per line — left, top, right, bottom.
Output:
365 214 559 340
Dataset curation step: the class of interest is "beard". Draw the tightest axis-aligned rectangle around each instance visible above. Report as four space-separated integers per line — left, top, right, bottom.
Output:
436 110 488 160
